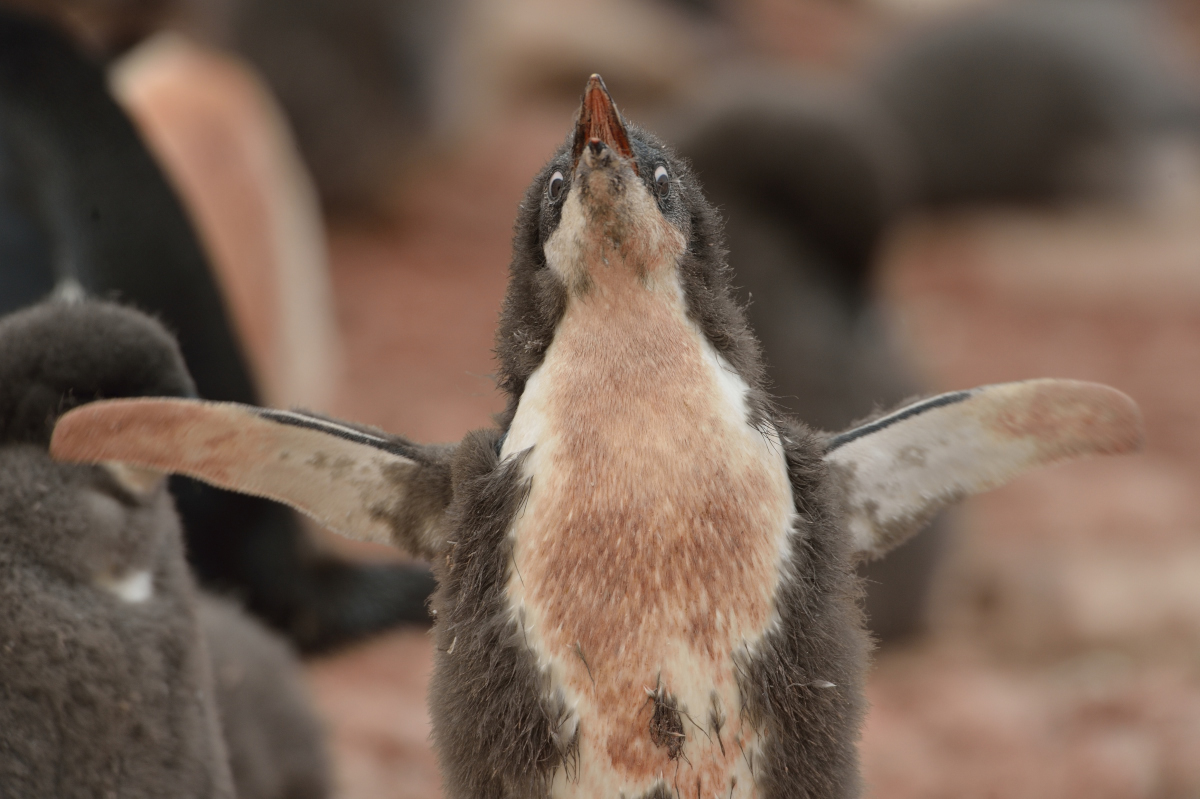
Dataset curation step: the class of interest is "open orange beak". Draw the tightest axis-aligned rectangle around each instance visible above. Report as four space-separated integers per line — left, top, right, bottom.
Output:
572 74 636 174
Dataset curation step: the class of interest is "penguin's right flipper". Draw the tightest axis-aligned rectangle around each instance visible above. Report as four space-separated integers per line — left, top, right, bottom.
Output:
50 398 453 559
825 379 1143 561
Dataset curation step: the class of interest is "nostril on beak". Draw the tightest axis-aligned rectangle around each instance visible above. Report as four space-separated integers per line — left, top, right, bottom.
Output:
587 138 605 157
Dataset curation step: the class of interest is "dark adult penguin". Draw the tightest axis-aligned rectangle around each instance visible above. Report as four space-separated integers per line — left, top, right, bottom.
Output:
54 76 1144 799
0 6 434 651
868 0 1200 207
180 0 458 214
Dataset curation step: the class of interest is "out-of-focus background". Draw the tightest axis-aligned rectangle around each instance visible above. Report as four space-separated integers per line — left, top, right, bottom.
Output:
6 0 1200 796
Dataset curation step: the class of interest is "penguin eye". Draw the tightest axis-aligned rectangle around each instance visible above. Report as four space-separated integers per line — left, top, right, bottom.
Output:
653 165 670 198
548 171 565 202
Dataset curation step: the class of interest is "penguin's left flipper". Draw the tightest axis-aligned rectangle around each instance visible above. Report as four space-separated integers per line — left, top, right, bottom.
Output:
825 379 1143 560
50 398 453 559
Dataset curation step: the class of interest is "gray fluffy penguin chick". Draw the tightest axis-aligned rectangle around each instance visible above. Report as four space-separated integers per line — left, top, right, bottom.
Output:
868 0 1200 206
198 593 331 799
0 299 235 798
54 76 1145 799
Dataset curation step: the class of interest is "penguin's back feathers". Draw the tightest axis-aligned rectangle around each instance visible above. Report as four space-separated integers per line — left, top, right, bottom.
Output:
0 442 234 798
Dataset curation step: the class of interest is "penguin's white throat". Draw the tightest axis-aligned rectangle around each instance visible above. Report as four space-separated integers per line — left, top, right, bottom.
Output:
545 159 685 296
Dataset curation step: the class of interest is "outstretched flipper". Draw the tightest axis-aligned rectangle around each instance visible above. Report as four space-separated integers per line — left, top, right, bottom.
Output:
51 398 453 559
826 379 1143 560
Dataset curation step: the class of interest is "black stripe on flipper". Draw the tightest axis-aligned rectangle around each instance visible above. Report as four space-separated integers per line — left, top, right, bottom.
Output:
825 390 975 453
254 408 425 462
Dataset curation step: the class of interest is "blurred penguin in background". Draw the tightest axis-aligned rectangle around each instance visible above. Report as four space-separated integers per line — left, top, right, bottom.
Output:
0 3 435 652
675 77 949 642
867 0 1200 208
0 300 238 799
0 297 331 799
677 78 914 433
180 0 461 215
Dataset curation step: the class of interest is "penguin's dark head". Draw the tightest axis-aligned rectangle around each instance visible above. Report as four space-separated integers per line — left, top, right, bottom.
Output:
0 298 194 585
0 298 195 447
498 74 762 416
541 74 690 295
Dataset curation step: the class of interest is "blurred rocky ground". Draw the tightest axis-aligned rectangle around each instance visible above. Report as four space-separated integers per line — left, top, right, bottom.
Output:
863 194 1200 798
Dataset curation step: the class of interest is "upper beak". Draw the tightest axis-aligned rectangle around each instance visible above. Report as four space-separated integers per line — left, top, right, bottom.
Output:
572 74 636 174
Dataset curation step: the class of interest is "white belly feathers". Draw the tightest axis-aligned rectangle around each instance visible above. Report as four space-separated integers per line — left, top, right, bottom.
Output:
501 273 796 799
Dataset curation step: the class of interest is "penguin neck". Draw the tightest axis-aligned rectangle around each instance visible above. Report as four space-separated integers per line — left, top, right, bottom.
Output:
507 196 718 445
505 266 715 455
543 179 687 297
502 258 764 472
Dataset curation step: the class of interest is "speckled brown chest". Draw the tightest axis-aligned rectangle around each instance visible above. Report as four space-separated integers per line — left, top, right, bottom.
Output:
501 262 796 799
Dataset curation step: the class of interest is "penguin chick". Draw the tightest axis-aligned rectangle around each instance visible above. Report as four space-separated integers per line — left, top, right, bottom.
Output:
53 76 1146 799
0 299 234 798
198 593 331 799
0 298 331 799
